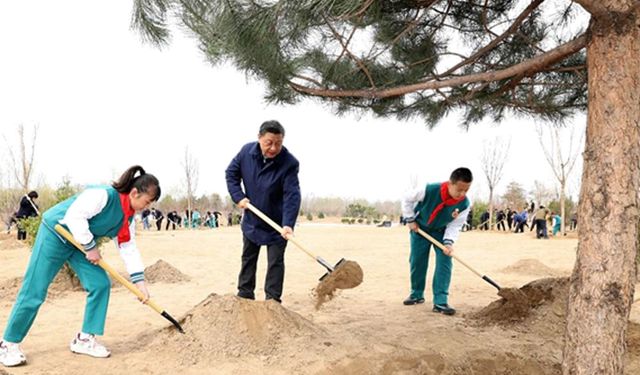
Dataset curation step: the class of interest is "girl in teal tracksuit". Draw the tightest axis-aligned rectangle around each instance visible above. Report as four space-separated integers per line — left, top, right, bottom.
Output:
0 166 160 368
401 167 473 316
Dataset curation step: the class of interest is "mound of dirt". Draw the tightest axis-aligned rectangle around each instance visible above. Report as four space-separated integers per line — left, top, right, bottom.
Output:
144 259 191 284
145 294 327 364
499 259 564 277
313 260 363 309
0 268 84 303
471 277 570 327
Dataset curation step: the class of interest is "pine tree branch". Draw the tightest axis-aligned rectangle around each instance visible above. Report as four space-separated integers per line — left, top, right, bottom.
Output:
289 33 587 99
322 13 376 89
438 0 545 78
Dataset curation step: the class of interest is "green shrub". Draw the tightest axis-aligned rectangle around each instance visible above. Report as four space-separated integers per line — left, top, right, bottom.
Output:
318 212 325 219
306 213 313 221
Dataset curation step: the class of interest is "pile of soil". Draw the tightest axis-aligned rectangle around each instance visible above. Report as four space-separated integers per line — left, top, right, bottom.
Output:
499 259 565 277
0 267 83 302
144 294 327 364
144 259 191 284
471 277 570 326
313 260 363 309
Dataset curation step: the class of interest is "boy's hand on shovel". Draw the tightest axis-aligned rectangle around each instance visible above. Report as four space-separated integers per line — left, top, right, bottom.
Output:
407 222 419 232
442 245 454 257
134 281 150 304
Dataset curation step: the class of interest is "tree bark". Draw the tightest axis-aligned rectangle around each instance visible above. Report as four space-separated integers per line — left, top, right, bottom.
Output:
563 5 640 374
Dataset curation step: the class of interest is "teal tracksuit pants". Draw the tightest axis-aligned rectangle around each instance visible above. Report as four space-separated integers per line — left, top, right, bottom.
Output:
409 230 452 305
3 224 111 343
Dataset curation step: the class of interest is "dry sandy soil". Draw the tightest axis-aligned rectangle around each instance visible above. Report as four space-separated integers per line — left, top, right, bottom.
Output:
1 223 639 374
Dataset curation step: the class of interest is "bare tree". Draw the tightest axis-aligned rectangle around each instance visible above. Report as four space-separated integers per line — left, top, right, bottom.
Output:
537 123 583 235
3 124 39 191
480 138 510 229
182 146 199 227
530 180 556 212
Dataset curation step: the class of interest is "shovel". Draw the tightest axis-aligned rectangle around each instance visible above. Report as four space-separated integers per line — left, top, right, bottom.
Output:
415 227 501 291
54 224 185 333
245 203 344 280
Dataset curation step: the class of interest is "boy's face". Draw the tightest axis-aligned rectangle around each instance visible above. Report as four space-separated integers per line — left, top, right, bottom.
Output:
448 180 471 200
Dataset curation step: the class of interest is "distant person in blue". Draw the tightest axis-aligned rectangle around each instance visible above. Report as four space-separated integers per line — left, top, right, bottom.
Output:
225 120 301 303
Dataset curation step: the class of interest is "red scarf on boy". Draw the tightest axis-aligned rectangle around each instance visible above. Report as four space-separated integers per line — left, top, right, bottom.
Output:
117 193 135 243
427 182 465 225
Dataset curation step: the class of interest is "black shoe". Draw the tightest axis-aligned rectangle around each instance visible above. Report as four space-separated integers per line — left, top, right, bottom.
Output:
237 292 255 300
432 304 456 315
403 296 425 305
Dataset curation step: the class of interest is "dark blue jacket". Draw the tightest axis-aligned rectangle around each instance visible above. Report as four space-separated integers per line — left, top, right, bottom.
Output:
225 142 301 245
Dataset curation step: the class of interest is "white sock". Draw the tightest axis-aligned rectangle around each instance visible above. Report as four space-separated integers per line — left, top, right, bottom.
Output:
79 332 94 340
1 340 19 348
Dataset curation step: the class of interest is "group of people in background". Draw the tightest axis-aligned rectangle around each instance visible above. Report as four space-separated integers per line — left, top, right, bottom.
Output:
138 208 238 231
465 203 576 237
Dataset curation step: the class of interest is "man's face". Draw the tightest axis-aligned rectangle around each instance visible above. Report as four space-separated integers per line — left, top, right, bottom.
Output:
258 132 284 159
448 180 471 200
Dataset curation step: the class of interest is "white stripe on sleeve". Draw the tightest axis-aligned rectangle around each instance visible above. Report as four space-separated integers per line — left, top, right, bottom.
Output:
115 220 145 278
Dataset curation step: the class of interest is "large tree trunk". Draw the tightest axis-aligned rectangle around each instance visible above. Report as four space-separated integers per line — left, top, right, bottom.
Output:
562 6 640 374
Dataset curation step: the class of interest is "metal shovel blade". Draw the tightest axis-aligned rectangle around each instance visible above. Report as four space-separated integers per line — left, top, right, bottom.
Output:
319 258 346 281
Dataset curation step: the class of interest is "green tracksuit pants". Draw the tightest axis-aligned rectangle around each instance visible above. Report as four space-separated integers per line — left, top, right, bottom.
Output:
409 230 452 305
3 224 111 343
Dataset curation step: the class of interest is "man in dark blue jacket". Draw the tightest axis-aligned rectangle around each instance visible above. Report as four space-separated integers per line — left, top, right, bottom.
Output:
225 120 301 303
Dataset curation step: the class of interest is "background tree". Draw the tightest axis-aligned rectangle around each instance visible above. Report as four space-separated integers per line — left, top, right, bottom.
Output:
501 181 527 212
530 180 555 209
134 1 640 372
536 122 583 235
182 146 199 227
480 137 510 229
3 124 39 191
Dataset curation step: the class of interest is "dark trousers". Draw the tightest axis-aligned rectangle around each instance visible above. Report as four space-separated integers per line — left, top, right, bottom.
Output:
17 229 27 240
535 219 548 238
156 218 164 231
237 235 287 302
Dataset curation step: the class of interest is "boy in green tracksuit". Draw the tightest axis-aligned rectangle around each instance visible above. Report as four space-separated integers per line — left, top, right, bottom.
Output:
401 167 472 316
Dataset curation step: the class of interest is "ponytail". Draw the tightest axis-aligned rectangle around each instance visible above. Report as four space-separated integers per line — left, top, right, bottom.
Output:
112 165 161 201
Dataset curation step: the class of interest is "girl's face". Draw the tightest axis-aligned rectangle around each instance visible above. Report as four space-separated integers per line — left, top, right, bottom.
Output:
129 188 155 211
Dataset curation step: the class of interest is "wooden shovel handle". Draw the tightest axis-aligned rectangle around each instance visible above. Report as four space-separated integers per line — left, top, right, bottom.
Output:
245 203 318 260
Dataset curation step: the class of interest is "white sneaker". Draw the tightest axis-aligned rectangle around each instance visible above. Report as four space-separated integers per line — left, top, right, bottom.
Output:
0 340 27 367
69 333 111 358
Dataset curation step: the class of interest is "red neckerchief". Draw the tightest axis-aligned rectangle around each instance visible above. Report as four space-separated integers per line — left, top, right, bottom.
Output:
427 182 465 225
117 193 135 243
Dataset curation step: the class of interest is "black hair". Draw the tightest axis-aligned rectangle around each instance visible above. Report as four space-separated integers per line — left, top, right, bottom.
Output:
259 120 285 136
27 191 38 199
112 165 161 201
450 167 473 183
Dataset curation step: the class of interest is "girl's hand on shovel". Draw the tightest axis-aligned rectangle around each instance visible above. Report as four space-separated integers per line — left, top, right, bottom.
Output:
134 281 151 304
86 249 102 265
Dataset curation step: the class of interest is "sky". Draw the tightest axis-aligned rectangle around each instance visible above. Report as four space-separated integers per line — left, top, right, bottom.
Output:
0 2 586 203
